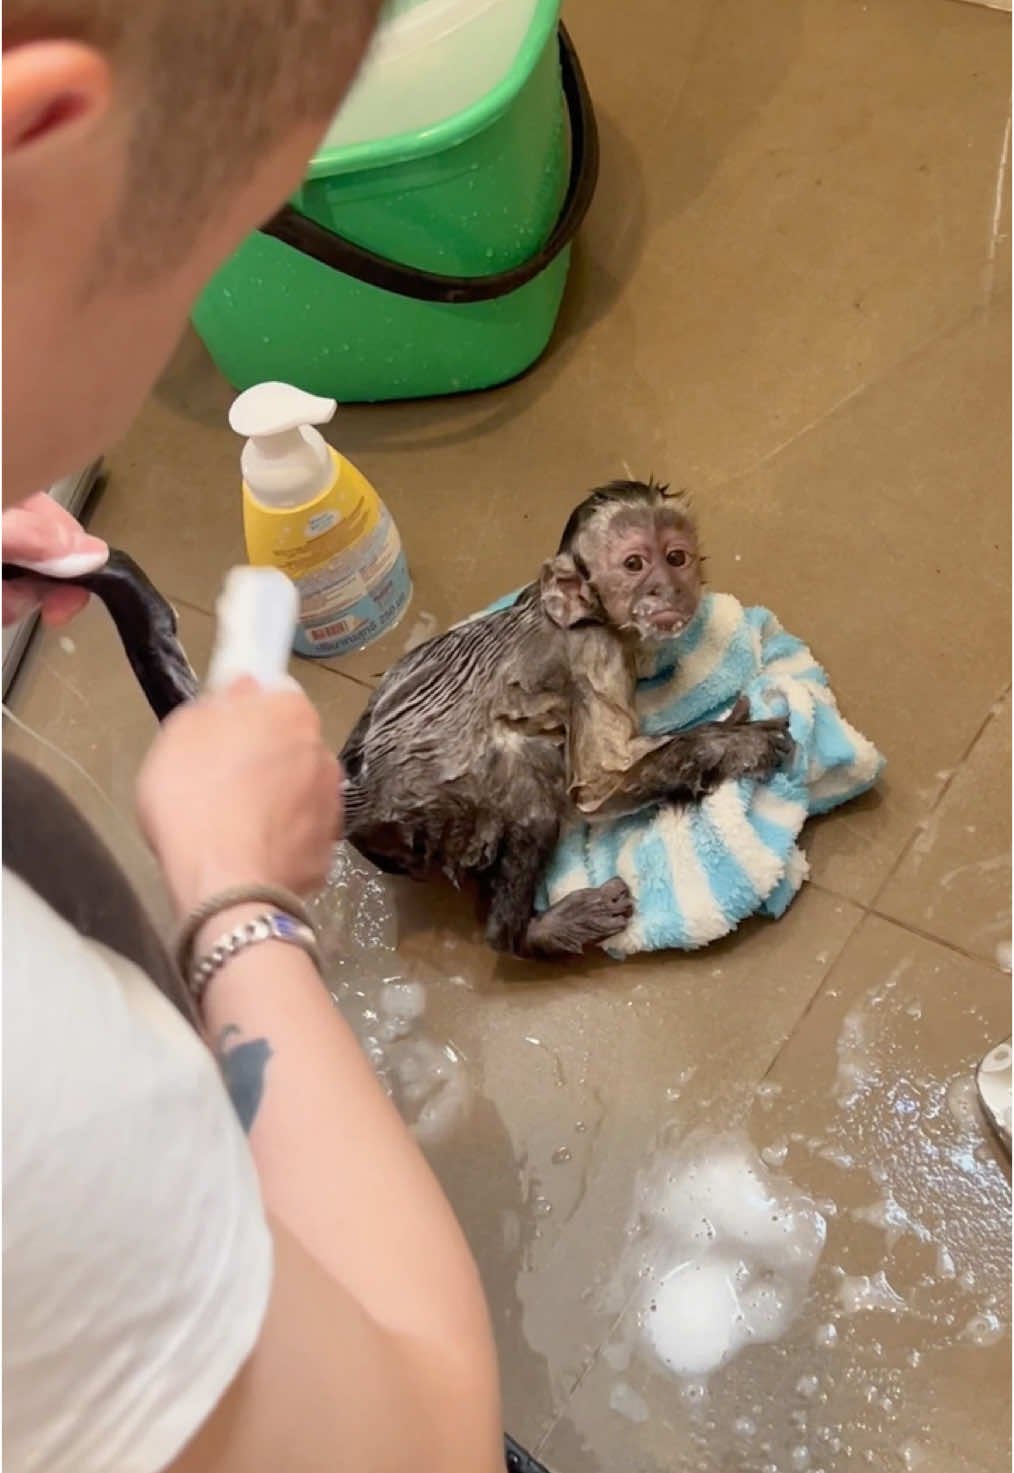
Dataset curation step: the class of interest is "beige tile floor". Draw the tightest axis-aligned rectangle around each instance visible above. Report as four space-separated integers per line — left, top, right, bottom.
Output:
4 0 1011 1467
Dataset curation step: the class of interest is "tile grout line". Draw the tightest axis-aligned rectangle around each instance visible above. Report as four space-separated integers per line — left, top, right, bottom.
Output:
756 900 868 1087
806 877 866 903
790 684 1011 1053
867 679 1012 914
532 1293 643 1457
315 666 376 693
761 823 1011 1089
864 905 1012 974
703 297 1000 498
807 877 1011 973
167 592 377 693
165 592 214 619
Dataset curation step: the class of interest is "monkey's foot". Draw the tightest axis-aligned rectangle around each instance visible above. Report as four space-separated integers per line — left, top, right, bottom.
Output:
526 877 634 957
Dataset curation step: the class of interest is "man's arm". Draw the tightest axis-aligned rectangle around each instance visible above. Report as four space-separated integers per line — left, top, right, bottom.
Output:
169 926 501 1473
173 1215 499 1473
134 685 503 1473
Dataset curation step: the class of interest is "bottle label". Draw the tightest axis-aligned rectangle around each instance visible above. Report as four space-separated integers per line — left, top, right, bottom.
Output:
305 509 338 539
286 504 412 658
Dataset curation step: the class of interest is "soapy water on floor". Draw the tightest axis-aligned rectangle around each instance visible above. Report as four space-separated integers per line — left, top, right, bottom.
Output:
606 1133 828 1381
5 575 1008 1466
305 842 1009 1469
542 961 1011 1470
308 842 470 1145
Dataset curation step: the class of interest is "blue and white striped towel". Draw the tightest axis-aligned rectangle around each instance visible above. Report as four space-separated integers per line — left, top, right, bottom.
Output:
484 588 885 956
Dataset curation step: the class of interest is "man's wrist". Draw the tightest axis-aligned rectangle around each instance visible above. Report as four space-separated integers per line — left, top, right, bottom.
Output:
193 902 266 957
186 903 322 1014
173 882 316 990
165 865 275 922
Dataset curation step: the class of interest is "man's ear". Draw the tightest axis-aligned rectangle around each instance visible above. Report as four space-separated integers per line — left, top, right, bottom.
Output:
3 41 110 158
539 553 598 628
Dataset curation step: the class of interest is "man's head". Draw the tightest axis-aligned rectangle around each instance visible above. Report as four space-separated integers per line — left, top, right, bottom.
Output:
541 479 704 643
3 0 379 502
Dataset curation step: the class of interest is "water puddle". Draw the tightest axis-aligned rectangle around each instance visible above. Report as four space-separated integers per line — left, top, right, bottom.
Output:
309 842 471 1144
305 844 1009 1470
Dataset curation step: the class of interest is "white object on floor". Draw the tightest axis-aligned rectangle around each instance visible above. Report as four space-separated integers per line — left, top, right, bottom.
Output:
976 1038 1012 1152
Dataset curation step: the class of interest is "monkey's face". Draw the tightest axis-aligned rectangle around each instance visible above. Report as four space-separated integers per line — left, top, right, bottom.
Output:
577 503 703 644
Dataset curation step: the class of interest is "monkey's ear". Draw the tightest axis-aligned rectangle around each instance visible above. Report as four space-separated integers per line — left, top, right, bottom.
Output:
540 553 597 628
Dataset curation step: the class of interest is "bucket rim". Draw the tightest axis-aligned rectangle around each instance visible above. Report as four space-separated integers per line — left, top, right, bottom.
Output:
305 0 561 181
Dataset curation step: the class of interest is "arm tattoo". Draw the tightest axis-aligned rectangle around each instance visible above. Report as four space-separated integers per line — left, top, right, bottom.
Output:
216 1024 273 1133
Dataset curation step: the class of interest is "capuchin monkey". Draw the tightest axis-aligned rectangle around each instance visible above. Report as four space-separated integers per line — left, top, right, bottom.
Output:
3 479 792 959
339 479 792 956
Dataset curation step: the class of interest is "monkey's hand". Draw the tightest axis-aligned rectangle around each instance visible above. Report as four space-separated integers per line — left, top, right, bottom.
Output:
713 715 794 782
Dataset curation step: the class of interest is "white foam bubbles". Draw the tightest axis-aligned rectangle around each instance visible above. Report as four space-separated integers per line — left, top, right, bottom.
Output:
309 843 470 1145
851 1193 931 1250
837 1270 906 1316
634 1133 826 1378
647 1260 743 1376
608 1381 649 1422
961 1310 1006 1347
377 979 428 1041
388 1037 470 1144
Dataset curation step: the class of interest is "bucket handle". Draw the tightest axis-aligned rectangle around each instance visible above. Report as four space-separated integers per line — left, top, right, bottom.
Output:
258 24 598 305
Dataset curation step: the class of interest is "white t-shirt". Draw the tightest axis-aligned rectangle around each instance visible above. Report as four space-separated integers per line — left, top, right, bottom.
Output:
3 871 273 1473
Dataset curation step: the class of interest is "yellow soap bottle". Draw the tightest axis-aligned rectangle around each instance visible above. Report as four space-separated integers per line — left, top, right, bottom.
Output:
229 381 411 659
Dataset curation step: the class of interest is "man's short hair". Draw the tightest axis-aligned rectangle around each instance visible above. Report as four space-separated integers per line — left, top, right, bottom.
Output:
4 0 379 280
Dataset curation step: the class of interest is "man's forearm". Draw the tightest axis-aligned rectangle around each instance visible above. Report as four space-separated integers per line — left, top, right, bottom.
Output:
194 909 502 1465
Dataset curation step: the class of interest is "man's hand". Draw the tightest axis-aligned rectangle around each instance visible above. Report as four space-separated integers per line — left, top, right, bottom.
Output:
136 677 343 917
2 493 108 628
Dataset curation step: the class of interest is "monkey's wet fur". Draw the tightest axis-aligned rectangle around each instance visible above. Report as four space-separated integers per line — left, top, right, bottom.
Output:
3 480 793 959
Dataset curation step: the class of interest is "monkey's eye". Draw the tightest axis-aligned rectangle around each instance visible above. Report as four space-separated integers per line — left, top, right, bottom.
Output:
623 554 645 573
667 549 689 567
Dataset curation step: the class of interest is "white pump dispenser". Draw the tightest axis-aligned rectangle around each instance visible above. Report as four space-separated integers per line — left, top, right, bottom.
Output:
231 378 412 659
228 382 338 509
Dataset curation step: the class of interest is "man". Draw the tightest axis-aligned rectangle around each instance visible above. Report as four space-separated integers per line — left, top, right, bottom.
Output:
2 5 503 1470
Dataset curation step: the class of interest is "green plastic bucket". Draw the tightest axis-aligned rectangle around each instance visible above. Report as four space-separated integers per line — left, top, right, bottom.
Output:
191 8 598 402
